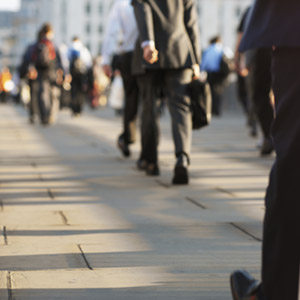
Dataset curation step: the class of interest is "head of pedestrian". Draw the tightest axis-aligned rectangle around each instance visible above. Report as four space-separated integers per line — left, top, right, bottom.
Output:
40 23 54 41
210 35 222 45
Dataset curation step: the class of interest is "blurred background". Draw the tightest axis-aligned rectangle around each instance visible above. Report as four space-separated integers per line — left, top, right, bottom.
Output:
0 0 252 71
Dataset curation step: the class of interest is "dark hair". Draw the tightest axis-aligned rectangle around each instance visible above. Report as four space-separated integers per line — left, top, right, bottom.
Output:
40 23 53 36
209 35 221 45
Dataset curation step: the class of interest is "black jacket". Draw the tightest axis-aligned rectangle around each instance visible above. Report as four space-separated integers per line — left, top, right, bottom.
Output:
131 0 200 72
240 0 300 51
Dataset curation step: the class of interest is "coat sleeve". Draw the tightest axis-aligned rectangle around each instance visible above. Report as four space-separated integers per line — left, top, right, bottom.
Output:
131 0 155 45
183 0 201 63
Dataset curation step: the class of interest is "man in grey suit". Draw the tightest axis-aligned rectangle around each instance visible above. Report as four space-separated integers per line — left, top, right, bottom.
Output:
230 1 300 299
131 0 200 184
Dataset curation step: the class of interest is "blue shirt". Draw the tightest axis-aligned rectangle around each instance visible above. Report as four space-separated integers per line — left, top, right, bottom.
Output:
201 43 224 72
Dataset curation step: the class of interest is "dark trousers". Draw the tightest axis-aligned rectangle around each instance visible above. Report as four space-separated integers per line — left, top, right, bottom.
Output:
247 49 274 139
207 72 224 116
119 51 139 144
262 48 300 300
137 68 193 164
29 80 39 119
71 76 86 114
37 76 53 124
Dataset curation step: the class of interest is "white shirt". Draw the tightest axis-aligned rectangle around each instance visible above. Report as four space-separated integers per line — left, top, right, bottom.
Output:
101 0 138 65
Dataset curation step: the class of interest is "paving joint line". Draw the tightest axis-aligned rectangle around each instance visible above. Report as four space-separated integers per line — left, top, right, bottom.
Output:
7 271 14 300
78 245 93 270
3 226 8 245
230 222 262 242
155 179 171 189
47 189 55 200
185 197 206 209
216 187 236 198
57 211 70 226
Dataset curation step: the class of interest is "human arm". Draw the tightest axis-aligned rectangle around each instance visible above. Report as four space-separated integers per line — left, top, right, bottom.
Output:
183 0 201 77
101 3 122 76
131 0 158 64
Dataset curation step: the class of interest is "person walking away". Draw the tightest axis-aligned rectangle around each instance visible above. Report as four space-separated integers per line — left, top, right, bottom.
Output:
235 6 274 156
68 37 92 116
101 0 139 157
234 6 257 137
201 35 232 116
132 0 201 184
31 23 63 125
230 1 300 299
19 31 42 123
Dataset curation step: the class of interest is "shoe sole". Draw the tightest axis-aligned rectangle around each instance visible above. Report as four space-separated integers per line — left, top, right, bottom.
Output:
117 141 130 157
172 166 188 185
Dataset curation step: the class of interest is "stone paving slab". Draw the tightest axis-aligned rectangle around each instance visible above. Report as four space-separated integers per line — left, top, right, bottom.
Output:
0 103 273 299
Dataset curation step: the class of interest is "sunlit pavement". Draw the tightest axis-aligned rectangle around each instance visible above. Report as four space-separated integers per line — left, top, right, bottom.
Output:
0 102 274 300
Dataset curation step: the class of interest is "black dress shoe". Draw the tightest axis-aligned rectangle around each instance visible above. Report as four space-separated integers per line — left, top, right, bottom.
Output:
172 154 189 185
117 137 130 157
145 163 160 176
136 159 148 171
260 137 274 156
230 270 261 300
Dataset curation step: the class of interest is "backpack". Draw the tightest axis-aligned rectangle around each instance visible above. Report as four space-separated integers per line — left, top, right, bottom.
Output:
32 39 56 69
219 54 231 82
70 50 87 77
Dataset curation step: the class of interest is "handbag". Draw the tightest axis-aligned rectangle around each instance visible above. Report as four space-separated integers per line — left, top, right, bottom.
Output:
187 78 212 130
108 74 124 110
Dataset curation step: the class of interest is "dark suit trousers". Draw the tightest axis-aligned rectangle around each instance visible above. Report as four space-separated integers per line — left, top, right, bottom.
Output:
262 48 300 300
119 51 139 144
247 49 274 139
137 68 193 164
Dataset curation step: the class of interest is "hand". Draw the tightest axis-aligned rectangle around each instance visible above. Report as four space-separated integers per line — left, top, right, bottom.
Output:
192 64 200 80
102 64 113 78
28 67 38 80
143 45 159 64
56 69 64 85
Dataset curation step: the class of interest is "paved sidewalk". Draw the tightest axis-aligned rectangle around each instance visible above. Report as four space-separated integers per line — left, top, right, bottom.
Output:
0 103 274 300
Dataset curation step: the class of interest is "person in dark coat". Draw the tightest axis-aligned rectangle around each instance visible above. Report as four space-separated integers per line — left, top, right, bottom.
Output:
131 0 201 184
230 1 300 299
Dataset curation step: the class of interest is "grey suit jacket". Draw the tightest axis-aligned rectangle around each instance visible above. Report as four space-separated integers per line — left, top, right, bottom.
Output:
131 0 201 71
240 0 300 51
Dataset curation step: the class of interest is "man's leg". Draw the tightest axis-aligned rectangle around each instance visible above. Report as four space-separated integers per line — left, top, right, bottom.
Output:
137 71 160 171
251 49 274 155
164 68 193 184
38 77 52 124
119 52 139 146
164 68 193 159
261 47 300 300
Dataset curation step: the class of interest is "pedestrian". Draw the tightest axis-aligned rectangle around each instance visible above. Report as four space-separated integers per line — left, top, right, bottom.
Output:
19 30 42 123
132 0 201 184
230 1 300 299
31 23 63 125
234 7 257 137
235 6 274 156
68 37 92 116
101 0 139 157
201 35 232 117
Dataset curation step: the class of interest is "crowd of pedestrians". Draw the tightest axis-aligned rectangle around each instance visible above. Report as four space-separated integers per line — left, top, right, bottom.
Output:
2 0 298 298
18 23 100 125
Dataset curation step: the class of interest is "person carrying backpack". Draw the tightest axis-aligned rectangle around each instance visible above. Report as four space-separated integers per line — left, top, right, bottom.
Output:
68 37 92 116
31 23 63 125
201 35 233 116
